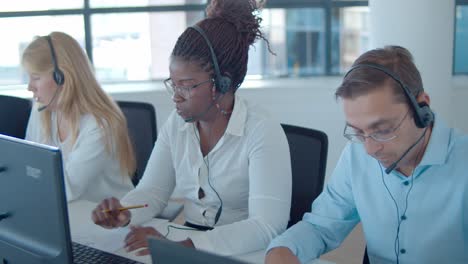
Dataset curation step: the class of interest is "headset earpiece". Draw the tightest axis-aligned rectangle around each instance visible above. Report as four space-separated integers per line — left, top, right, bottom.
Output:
45 35 65 86
414 102 434 128
216 75 232 94
52 68 65 86
190 25 232 94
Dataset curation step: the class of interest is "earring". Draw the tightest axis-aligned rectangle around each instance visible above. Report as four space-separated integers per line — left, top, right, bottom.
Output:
212 86 216 101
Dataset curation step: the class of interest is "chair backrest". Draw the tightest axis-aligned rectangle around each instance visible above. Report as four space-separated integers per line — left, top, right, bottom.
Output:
281 124 328 228
0 95 32 139
363 247 370 264
117 101 157 186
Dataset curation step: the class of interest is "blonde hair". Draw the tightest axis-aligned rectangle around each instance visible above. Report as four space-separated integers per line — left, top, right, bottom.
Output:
22 31 136 178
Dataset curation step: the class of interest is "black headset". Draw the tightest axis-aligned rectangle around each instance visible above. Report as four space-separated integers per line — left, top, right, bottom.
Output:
345 63 433 128
45 35 65 86
190 25 232 94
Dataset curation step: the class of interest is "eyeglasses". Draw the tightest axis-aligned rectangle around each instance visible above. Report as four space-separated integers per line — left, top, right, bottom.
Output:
343 110 410 143
164 78 213 98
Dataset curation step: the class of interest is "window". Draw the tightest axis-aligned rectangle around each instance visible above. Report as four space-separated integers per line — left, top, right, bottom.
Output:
455 2 468 75
0 16 84 85
90 0 206 8
252 1 369 77
0 0 82 12
0 0 369 87
253 8 326 77
331 6 369 74
91 11 204 81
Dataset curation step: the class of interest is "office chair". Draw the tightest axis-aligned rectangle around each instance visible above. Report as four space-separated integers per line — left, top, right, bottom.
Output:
117 101 157 186
117 100 182 221
363 247 370 264
281 124 328 228
0 95 32 139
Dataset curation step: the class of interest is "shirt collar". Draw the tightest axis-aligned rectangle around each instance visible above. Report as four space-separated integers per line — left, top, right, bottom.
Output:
418 114 451 166
179 118 192 131
224 94 247 137
178 94 247 137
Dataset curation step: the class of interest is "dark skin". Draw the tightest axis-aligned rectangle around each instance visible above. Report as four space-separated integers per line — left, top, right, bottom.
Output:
171 58 234 156
123 226 191 256
91 197 131 229
91 58 234 256
264 247 300 264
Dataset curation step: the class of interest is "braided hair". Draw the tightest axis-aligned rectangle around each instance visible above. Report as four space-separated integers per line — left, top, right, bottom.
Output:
171 0 273 92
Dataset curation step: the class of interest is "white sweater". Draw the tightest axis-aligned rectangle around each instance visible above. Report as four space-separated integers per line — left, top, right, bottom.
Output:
26 105 134 202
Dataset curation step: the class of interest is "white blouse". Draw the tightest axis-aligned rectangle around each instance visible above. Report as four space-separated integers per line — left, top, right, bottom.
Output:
121 95 292 256
26 105 134 202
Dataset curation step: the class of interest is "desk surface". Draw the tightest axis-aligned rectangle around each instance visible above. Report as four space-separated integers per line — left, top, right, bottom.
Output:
68 200 334 264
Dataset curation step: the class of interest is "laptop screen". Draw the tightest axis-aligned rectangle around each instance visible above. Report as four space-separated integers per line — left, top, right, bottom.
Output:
0 134 73 263
148 237 247 264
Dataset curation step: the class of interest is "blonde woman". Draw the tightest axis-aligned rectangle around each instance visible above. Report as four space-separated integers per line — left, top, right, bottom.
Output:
22 31 136 202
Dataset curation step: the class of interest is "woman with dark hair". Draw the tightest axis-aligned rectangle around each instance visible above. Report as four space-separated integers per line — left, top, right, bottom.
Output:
92 0 292 256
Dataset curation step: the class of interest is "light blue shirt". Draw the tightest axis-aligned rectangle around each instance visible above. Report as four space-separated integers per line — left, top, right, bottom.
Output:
268 116 468 264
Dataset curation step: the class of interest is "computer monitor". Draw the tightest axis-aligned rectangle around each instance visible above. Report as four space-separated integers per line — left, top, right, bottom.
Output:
148 237 247 264
0 134 73 263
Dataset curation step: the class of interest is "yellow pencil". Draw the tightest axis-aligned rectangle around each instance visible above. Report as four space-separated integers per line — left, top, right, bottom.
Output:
101 204 148 213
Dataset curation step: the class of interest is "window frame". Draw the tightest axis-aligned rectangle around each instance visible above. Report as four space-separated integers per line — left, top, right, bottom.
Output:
454 0 468 75
0 0 370 81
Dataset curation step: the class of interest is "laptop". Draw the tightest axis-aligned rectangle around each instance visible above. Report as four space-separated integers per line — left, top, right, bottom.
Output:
148 237 247 264
0 134 141 264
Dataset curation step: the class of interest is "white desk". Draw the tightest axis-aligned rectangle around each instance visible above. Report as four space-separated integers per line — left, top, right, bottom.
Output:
68 200 334 264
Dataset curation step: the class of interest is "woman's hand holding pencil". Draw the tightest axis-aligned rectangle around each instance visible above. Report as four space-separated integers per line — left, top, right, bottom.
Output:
91 197 139 229
101 204 148 213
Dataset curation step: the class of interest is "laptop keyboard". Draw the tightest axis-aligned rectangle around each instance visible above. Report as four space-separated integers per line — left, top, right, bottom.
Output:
72 242 143 264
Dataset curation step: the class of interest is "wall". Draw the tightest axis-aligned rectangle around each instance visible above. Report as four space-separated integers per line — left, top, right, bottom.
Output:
370 0 455 124
452 76 468 132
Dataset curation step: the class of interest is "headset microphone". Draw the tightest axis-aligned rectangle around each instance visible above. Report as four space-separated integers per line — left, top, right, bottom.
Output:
37 106 47 112
385 128 428 174
184 101 216 123
37 87 60 112
183 93 223 123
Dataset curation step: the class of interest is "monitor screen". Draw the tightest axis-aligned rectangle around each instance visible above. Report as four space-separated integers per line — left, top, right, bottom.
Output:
148 238 247 264
0 134 73 263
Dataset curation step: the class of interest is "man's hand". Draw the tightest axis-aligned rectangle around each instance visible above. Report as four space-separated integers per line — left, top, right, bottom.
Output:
265 247 300 264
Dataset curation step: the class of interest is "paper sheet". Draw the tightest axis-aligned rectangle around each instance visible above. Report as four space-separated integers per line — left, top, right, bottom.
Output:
68 200 169 253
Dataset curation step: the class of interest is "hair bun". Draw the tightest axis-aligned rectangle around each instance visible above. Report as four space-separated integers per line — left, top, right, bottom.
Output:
205 0 264 46
206 0 261 18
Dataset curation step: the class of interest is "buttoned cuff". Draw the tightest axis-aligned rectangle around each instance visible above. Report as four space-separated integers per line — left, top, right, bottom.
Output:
266 235 298 256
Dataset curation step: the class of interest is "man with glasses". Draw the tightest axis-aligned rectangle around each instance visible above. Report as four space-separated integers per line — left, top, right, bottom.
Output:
266 46 468 264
